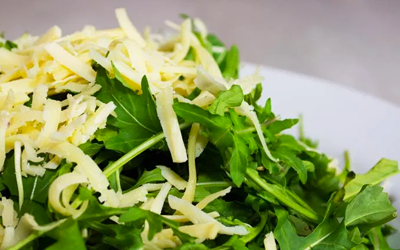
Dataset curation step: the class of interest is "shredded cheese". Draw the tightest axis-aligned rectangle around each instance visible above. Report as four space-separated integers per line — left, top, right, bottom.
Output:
264 232 277 250
14 141 24 209
168 195 248 236
196 187 231 210
157 166 187 190
155 86 187 163
182 123 200 202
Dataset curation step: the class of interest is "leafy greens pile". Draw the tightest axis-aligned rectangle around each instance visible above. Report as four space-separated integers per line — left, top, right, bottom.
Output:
1 17 399 250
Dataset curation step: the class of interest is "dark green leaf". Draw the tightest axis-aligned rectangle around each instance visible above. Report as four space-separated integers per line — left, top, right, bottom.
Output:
78 142 103 156
187 87 201 101
46 220 85 250
272 148 307 184
209 85 244 116
19 200 51 226
132 168 164 189
87 221 143 250
3 153 59 204
95 67 162 153
230 136 249 186
0 40 17 51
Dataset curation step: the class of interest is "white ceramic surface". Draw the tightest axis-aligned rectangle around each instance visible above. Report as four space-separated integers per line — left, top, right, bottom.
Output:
241 63 400 247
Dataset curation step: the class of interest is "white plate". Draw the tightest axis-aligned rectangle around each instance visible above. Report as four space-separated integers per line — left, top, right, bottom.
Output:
241 63 400 247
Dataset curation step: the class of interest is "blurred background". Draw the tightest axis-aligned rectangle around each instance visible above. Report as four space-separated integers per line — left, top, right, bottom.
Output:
1 0 399 105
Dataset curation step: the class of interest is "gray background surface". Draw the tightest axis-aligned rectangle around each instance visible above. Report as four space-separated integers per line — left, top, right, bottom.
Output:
1 0 399 105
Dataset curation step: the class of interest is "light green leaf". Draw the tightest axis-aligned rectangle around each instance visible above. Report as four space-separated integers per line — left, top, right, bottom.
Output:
345 185 396 231
209 85 243 116
344 158 398 200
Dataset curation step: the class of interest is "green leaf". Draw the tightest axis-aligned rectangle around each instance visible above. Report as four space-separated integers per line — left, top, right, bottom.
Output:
268 119 298 135
344 158 399 200
78 142 103 156
176 243 209 250
132 168 165 189
272 148 307 184
2 153 59 204
187 87 201 101
95 67 162 153
345 185 397 231
206 33 227 66
0 40 17 51
222 45 240 80
230 111 257 153
274 197 355 250
19 200 51 225
230 136 249 186
173 102 234 150
209 85 244 116
46 220 86 250
86 221 143 250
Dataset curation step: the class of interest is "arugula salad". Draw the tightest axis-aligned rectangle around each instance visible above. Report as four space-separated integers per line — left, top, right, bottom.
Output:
0 8 398 250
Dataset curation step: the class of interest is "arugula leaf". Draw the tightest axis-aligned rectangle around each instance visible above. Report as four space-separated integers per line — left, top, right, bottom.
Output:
222 45 240 80
18 200 51 225
187 87 201 101
176 243 209 250
230 110 257 153
46 220 86 250
267 119 298 135
131 168 164 189
2 153 59 204
86 221 143 250
344 158 399 200
0 39 17 51
206 33 227 66
274 195 355 250
173 102 234 150
95 67 162 153
230 135 250 186
209 85 244 116
272 148 307 184
345 185 396 231
78 142 103 156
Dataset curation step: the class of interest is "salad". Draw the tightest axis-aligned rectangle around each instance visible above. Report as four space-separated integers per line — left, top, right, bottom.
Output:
0 8 398 250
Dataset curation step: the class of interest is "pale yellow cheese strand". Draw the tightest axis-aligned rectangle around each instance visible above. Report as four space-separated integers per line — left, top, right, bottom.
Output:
14 141 24 210
196 187 232 210
182 123 200 202
0 111 12 171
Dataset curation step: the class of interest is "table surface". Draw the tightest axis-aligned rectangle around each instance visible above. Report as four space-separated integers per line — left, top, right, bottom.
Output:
1 0 399 105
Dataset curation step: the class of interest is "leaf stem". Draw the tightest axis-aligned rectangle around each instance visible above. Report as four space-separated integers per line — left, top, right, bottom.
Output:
246 168 320 222
103 122 191 177
236 117 278 135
